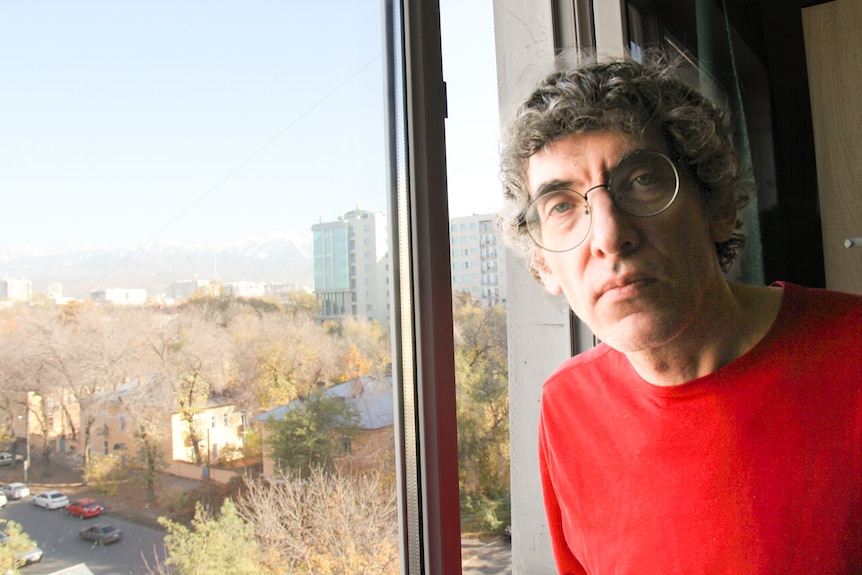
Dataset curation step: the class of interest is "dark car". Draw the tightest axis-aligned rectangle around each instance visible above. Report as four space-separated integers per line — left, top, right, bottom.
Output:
66 498 103 519
79 524 123 545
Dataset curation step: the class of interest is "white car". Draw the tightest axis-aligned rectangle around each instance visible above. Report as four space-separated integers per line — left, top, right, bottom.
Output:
0 452 22 467
0 531 43 566
32 490 70 510
0 493 7 508
2 483 30 500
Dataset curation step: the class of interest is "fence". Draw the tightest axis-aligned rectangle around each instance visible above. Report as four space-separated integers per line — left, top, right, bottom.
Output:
169 460 239 484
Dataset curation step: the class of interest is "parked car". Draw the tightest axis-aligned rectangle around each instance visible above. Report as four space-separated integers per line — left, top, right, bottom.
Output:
0 493 7 508
79 524 123 545
0 452 22 467
65 499 103 519
32 490 70 510
0 531 44 566
1 483 29 500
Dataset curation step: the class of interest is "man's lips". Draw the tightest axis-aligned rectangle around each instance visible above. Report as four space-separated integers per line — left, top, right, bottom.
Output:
596 275 656 301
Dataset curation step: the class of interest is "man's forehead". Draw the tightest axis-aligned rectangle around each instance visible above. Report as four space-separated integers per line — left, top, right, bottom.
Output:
525 130 666 194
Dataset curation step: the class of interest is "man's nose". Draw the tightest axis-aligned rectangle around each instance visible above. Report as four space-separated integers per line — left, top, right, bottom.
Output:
585 188 639 257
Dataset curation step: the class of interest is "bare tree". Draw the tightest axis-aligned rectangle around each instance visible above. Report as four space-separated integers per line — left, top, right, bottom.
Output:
1 303 140 479
144 310 229 464
236 468 399 574
119 376 170 503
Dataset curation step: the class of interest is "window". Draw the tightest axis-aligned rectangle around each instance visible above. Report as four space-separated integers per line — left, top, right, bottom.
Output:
4 0 495 572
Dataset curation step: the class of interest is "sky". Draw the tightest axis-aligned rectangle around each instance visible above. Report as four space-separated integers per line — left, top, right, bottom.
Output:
0 0 501 250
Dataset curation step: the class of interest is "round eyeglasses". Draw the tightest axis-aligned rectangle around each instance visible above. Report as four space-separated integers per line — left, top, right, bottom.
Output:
520 150 680 252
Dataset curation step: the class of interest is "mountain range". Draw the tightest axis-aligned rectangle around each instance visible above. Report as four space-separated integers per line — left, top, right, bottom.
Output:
0 232 314 299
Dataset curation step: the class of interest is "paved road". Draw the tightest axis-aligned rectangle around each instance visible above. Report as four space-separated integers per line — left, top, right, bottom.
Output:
1 496 166 575
462 537 512 575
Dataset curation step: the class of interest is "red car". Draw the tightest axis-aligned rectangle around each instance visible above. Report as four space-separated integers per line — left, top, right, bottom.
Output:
65 498 103 519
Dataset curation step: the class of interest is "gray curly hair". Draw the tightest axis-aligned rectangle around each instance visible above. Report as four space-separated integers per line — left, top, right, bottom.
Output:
497 56 750 284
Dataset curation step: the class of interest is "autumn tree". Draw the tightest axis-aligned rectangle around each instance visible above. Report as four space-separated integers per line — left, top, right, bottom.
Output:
227 312 338 410
266 389 361 477
452 292 510 533
327 317 392 383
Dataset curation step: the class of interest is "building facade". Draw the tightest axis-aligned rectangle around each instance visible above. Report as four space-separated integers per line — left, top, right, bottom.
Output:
89 288 148 306
312 208 390 326
1 277 32 302
449 214 507 307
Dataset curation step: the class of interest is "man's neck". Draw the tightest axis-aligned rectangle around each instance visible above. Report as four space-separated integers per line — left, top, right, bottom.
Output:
626 282 784 386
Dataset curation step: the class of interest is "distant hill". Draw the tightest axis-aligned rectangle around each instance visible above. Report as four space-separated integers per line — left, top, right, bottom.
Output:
0 232 314 299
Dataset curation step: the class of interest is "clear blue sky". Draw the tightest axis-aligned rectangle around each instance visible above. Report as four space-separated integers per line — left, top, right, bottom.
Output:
0 0 500 250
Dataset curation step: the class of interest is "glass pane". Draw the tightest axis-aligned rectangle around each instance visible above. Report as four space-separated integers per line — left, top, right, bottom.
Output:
440 1 512 572
0 2 400 573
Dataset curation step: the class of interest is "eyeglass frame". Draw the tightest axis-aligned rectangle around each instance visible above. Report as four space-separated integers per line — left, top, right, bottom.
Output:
517 149 681 252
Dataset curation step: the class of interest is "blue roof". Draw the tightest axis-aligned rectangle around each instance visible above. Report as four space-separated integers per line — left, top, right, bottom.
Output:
254 375 393 430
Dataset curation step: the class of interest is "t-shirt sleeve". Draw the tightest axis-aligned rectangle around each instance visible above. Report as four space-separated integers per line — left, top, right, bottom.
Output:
539 413 588 575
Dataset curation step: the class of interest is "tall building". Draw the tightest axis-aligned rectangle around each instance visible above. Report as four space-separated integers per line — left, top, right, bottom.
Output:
0 277 33 302
449 214 506 307
312 208 389 326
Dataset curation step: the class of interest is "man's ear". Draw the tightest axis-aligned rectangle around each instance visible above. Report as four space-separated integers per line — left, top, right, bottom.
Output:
533 249 563 295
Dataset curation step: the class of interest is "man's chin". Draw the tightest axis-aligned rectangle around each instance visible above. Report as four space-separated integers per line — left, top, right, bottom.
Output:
593 312 674 354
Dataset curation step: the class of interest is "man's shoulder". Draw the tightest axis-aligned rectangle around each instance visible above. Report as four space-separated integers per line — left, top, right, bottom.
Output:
777 282 861 331
543 343 625 394
779 281 861 308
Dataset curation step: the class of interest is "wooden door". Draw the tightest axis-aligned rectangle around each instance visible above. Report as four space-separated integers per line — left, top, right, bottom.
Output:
802 0 862 294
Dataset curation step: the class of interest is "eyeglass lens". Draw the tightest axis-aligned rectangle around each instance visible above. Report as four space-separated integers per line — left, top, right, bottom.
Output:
525 151 679 252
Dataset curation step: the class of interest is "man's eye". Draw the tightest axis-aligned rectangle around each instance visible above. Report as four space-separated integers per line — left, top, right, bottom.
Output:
634 174 656 186
549 200 574 215
632 172 658 187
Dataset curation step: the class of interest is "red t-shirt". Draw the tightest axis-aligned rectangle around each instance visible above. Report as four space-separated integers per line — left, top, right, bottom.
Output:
539 283 862 574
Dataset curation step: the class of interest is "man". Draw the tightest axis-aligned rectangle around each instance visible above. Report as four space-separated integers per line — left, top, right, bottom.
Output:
497 57 861 574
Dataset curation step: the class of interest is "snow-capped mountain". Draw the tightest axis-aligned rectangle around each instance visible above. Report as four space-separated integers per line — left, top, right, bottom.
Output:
0 231 314 299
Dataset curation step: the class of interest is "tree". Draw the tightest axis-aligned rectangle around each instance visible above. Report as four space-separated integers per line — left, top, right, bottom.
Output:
452 292 510 533
266 389 361 477
120 377 170 503
24 303 141 479
0 520 39 575
236 468 398 574
326 317 391 383
154 499 261 575
144 312 228 464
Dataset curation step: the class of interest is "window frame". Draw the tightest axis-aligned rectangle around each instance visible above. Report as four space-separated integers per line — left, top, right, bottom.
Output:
384 0 462 573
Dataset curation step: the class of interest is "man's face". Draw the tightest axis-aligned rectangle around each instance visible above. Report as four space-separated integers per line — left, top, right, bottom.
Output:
526 131 736 354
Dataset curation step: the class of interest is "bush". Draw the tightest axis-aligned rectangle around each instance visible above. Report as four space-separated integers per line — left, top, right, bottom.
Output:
83 454 125 496
460 492 511 537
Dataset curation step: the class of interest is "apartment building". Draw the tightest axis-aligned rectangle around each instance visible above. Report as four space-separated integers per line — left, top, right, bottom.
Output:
449 214 507 307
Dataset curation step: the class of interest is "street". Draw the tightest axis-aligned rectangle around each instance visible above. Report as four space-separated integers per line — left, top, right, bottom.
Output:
1 497 166 575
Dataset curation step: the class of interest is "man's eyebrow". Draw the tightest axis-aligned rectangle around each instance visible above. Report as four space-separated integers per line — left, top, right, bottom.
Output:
532 179 577 200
